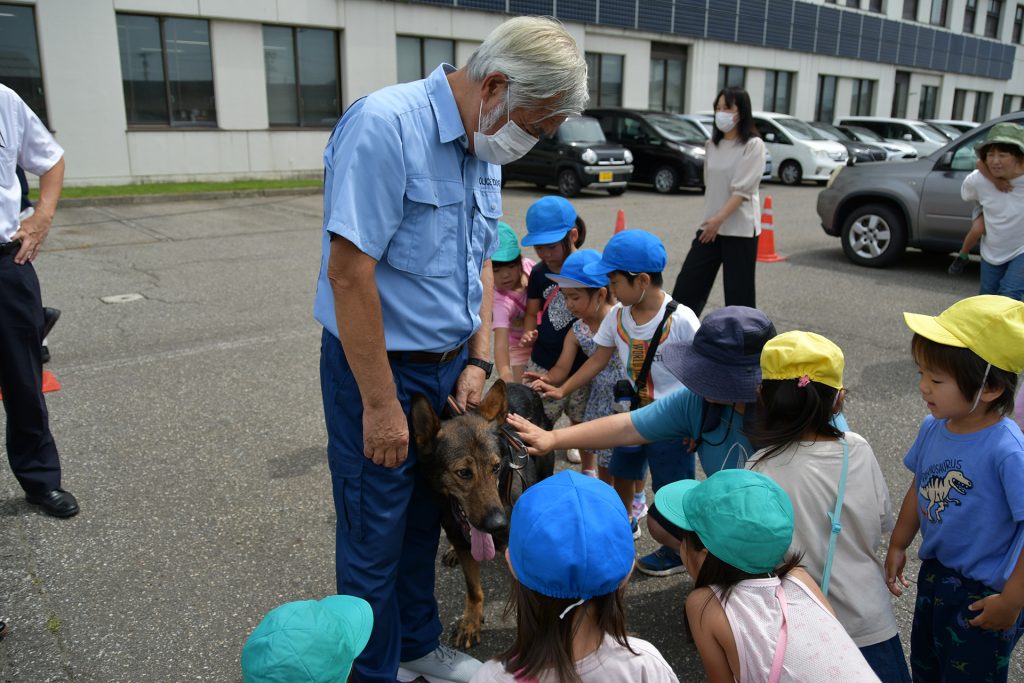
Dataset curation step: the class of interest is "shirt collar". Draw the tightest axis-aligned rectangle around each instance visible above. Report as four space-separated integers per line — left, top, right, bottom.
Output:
426 63 468 146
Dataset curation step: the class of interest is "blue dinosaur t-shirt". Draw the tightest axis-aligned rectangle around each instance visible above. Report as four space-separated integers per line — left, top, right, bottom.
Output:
904 415 1024 591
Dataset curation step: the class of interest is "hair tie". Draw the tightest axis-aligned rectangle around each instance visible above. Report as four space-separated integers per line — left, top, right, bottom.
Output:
796 375 811 388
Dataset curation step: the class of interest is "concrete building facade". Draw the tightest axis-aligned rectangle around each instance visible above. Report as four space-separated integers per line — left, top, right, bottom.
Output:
1 0 1021 185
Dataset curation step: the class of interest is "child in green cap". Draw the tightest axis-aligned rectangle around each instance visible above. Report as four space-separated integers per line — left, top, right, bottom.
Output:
887 294 1024 683
657 469 877 682
492 222 535 383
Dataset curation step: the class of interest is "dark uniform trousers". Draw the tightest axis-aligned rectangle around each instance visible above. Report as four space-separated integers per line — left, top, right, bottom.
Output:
0 249 62 495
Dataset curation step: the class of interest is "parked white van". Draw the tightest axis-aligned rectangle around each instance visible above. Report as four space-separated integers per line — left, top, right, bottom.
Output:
751 112 848 185
835 116 948 156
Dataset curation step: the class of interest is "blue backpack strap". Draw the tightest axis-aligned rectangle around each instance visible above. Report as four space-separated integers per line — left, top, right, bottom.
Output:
821 437 849 597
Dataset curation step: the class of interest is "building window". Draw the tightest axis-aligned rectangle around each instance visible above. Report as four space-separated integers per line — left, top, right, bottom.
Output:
892 71 910 118
116 14 216 126
1014 4 1024 41
964 0 978 31
717 64 747 91
1001 94 1018 114
868 0 884 9
904 0 920 20
764 70 794 114
263 26 340 127
973 91 992 121
586 52 624 107
846 0 860 6
850 79 875 115
396 36 453 83
919 85 939 119
985 0 1004 36
0 4 48 126
648 44 686 113
952 88 968 119
815 75 838 122
930 0 949 25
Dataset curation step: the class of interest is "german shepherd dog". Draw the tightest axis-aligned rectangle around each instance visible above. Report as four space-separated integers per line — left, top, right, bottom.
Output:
411 379 554 648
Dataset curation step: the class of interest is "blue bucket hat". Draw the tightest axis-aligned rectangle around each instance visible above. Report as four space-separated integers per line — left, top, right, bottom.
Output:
241 595 373 683
545 249 609 288
583 229 667 275
661 306 777 403
521 196 577 246
509 471 635 600
655 469 794 574
492 222 522 263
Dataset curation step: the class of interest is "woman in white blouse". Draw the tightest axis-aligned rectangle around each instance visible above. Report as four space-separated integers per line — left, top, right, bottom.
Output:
671 87 765 317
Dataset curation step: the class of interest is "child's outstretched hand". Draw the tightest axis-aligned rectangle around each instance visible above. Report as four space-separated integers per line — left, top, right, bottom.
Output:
507 413 556 455
519 330 538 348
968 593 1023 631
522 370 545 382
530 379 564 400
884 546 910 597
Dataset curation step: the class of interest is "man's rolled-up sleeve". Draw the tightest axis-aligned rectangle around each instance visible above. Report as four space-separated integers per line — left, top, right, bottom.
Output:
325 110 406 260
17 99 63 177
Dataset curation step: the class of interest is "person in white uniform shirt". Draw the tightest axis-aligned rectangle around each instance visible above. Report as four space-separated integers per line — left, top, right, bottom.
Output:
0 83 77 518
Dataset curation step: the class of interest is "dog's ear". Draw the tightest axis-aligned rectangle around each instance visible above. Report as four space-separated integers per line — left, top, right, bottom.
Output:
410 394 441 457
476 380 508 423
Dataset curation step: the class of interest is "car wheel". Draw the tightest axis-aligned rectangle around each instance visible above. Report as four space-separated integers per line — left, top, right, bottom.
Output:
607 187 626 196
779 161 802 186
653 166 679 194
558 169 582 197
840 203 908 268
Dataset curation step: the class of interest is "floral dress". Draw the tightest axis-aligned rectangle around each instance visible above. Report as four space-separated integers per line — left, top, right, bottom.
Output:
573 319 627 467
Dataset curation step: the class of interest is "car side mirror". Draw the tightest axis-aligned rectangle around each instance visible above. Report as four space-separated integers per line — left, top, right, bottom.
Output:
764 132 776 142
941 151 954 167
903 133 913 141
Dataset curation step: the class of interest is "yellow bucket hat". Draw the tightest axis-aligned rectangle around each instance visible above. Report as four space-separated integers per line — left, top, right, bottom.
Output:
903 295 1024 374
760 331 844 390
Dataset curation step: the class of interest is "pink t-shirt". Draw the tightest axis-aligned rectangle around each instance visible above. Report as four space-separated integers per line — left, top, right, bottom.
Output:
493 259 534 366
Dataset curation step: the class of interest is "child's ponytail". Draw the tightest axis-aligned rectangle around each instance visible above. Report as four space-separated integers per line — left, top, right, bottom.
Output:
561 216 587 251
748 378 842 462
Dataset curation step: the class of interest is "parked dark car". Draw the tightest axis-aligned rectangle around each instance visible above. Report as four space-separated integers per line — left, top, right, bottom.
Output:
808 122 888 164
501 116 633 197
586 107 706 193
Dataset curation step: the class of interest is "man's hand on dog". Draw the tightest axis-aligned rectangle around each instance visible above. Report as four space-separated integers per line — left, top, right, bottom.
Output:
454 365 486 411
363 399 409 467
507 413 556 455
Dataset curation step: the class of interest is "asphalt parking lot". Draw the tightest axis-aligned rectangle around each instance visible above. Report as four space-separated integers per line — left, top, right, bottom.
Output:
1 178 1020 682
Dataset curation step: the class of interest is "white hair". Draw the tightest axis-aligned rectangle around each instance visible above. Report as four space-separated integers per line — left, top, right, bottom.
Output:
466 16 589 118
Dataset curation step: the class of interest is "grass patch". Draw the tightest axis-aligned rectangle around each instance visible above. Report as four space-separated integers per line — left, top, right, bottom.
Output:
40 178 322 200
47 614 61 633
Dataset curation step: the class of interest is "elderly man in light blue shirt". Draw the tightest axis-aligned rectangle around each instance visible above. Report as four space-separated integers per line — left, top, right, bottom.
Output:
314 17 588 683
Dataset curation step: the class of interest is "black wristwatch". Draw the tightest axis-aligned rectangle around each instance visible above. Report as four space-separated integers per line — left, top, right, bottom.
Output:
466 358 494 378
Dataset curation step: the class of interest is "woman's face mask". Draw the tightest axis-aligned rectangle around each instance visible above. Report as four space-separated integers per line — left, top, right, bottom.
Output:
473 86 539 165
714 110 738 133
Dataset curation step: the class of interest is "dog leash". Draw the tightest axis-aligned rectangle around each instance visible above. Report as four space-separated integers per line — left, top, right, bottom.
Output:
445 395 532 504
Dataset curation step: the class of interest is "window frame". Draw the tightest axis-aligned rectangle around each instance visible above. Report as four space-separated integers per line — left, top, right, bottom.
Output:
919 84 939 119
763 70 794 115
815 74 839 123
904 0 920 20
1014 3 1024 42
964 0 978 31
985 0 1004 37
648 43 687 113
717 64 747 91
396 35 455 83
263 25 342 129
973 91 992 122
850 78 876 116
930 0 949 25
0 3 49 127
586 51 625 107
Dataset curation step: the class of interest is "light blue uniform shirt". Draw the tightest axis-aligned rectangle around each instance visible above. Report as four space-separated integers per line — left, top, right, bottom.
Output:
314 64 502 351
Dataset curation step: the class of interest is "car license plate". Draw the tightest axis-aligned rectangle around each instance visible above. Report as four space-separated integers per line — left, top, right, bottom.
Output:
599 171 613 182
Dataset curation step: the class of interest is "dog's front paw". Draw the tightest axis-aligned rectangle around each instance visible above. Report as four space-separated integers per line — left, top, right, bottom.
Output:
450 617 482 649
442 546 459 568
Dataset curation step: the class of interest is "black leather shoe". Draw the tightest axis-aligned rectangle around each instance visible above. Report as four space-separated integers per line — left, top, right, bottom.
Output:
42 307 61 339
25 489 79 518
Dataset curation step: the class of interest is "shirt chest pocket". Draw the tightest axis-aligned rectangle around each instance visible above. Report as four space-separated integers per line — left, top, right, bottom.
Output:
471 187 502 263
387 177 463 277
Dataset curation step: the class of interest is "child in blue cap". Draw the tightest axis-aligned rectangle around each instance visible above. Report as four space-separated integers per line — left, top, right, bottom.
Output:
657 470 878 682
518 196 590 464
241 595 373 683
525 229 700 569
471 471 678 683
526 249 627 480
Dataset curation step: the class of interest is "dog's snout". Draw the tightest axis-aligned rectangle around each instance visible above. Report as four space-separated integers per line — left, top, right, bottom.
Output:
481 509 507 534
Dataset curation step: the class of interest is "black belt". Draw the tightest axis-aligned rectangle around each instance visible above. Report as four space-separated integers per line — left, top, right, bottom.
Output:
387 344 465 364
0 239 22 256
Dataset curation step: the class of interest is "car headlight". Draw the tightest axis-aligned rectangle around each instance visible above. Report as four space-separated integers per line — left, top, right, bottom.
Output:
816 149 831 160
581 148 598 164
623 149 633 163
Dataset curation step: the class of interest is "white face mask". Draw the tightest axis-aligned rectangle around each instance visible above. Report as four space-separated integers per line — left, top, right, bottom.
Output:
473 87 539 165
715 111 737 133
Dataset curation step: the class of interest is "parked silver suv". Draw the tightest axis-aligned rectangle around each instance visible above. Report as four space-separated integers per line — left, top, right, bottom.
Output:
817 111 1024 267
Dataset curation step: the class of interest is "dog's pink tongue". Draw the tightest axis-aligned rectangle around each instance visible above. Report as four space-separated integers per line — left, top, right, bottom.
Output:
470 525 495 561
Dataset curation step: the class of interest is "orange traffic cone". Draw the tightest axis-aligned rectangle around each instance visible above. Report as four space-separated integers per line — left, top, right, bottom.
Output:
757 195 786 263
614 209 626 234
0 370 60 400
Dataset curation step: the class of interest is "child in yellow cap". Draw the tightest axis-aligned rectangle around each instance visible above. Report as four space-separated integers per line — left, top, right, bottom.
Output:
886 294 1024 683
747 331 909 682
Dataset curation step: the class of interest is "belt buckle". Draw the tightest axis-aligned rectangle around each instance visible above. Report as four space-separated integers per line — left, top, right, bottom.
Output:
441 346 460 363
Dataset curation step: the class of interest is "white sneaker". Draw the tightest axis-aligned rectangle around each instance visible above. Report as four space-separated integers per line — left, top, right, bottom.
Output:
397 644 483 683
566 448 582 464
632 500 648 521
